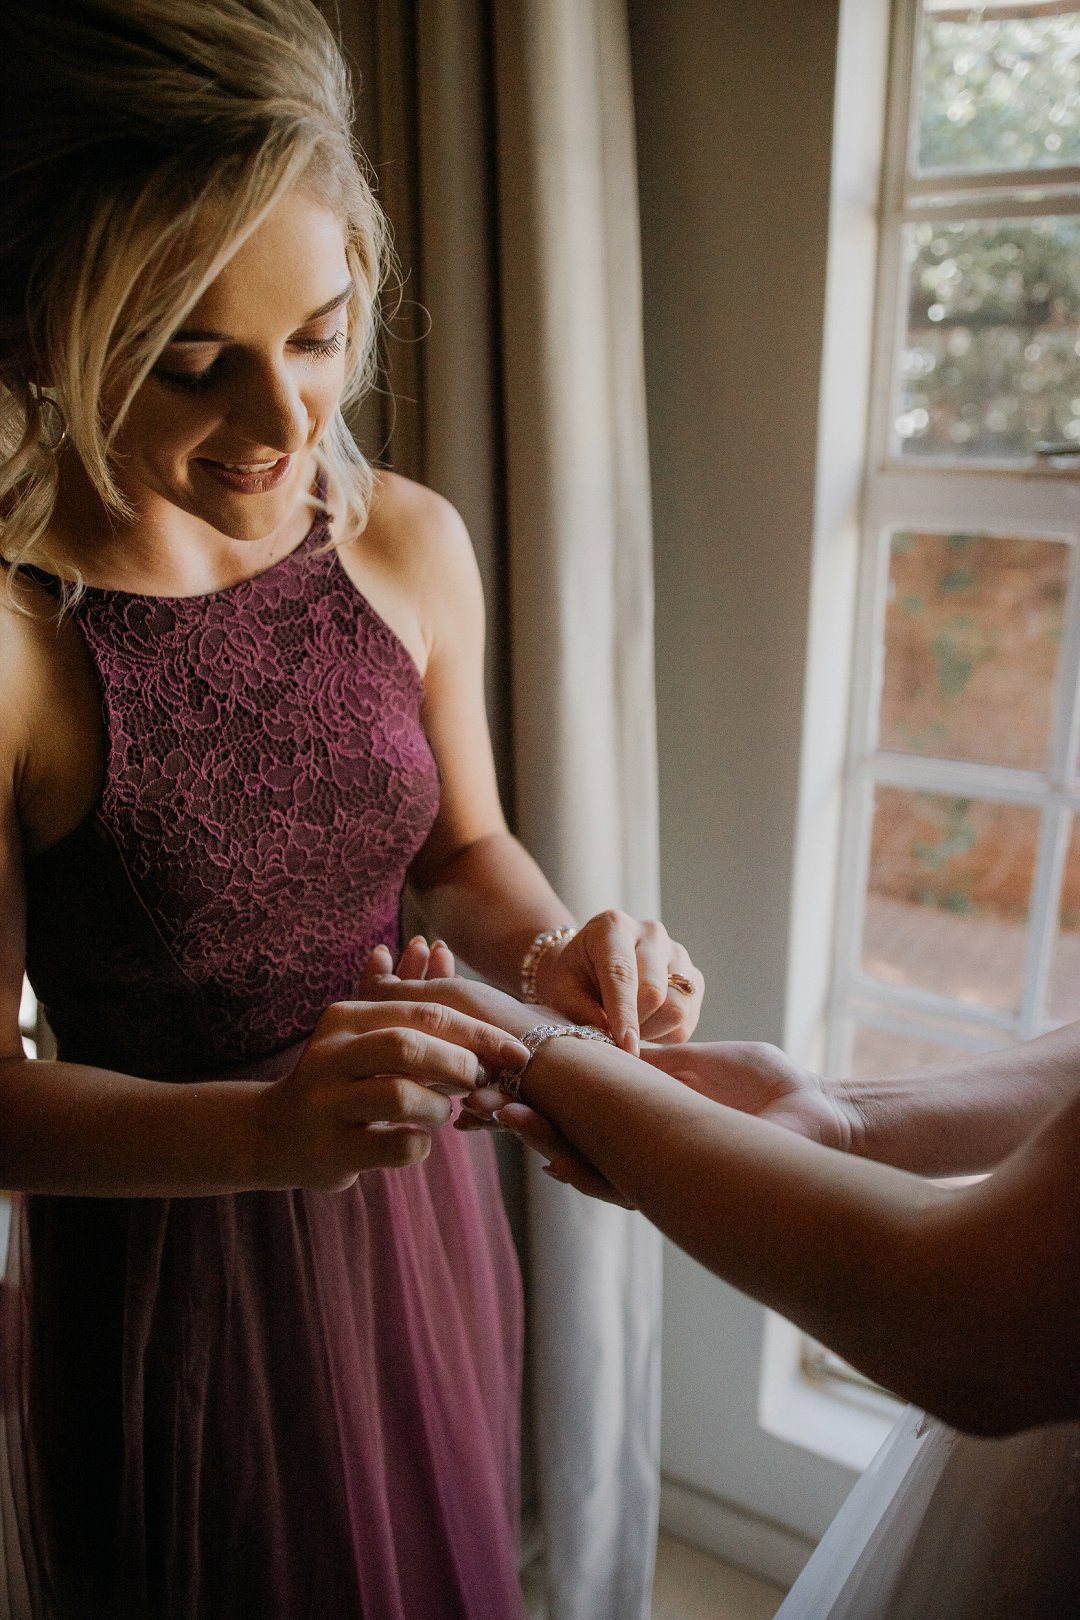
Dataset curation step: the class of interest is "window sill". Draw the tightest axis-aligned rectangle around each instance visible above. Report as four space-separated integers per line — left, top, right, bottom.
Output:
758 1312 899 1475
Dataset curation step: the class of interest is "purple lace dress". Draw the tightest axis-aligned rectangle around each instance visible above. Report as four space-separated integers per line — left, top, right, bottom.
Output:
1 512 525 1620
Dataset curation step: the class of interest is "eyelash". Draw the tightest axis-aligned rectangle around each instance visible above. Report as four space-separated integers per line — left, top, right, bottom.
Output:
153 330 346 394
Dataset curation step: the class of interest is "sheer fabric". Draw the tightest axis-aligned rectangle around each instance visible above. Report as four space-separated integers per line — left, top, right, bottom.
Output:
777 1406 1080 1619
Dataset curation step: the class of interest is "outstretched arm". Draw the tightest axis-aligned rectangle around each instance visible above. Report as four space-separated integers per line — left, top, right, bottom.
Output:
519 1033 1080 1436
644 1023 1080 1177
365 473 702 1050
358 972 1080 1436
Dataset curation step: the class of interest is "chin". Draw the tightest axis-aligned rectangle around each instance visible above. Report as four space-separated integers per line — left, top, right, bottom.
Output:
209 499 304 544
181 453 314 540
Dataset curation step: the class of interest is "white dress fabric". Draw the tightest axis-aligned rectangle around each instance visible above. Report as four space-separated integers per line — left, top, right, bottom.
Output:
776 1405 1080 1618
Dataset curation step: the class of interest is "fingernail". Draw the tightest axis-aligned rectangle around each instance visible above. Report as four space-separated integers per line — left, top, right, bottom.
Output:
623 1029 639 1058
500 1039 530 1065
410 935 426 946
542 1163 568 1182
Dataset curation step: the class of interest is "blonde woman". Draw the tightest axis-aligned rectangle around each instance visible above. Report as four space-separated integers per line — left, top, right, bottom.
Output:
0 4 701 1616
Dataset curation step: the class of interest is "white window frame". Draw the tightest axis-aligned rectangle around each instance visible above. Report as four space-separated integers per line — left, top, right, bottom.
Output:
763 0 1080 1472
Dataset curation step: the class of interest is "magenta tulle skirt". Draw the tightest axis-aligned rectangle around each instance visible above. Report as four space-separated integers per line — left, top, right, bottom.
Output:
0 1049 525 1620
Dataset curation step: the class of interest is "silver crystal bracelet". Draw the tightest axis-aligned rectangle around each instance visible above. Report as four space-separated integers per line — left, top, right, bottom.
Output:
495 1022 615 1101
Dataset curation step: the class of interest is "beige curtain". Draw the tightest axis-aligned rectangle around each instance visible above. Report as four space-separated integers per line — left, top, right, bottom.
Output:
334 2 663 1613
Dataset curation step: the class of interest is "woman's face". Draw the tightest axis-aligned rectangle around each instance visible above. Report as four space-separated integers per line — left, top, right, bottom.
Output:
113 187 352 543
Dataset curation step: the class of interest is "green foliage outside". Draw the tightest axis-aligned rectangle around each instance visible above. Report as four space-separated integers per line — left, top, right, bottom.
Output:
898 12 1080 458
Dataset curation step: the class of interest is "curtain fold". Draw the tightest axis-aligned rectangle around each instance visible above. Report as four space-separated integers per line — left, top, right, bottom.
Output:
336 2 663 1612
491 4 662 1611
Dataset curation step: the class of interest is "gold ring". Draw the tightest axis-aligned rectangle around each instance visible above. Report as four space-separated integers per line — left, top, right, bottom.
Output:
667 972 695 996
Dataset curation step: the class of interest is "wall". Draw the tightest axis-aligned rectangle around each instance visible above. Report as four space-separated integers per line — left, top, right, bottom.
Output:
628 0 862 1557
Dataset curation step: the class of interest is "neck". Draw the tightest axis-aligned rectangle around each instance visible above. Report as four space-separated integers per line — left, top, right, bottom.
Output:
48 454 317 596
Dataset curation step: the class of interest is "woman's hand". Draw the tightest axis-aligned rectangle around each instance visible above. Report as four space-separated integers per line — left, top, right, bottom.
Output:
359 945 633 1203
643 1041 855 1152
534 911 704 1055
252 996 529 1191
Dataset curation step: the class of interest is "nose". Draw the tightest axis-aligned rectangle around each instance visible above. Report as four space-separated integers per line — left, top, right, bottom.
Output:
227 355 309 455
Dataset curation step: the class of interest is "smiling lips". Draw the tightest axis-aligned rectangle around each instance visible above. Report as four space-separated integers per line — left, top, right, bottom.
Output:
198 453 294 494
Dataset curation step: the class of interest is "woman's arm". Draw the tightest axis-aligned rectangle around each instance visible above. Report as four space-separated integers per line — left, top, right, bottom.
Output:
520 1034 1080 1435
357 972 1080 1435
360 474 701 1049
645 1025 1080 1177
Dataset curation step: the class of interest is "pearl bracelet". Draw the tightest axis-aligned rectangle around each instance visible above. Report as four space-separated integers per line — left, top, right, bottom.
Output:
495 1022 615 1101
520 925 577 1002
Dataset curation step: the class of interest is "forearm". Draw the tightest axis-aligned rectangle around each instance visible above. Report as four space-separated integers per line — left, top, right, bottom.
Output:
520 1039 1004 1423
0 1055 264 1196
833 1021 1080 1176
412 830 573 992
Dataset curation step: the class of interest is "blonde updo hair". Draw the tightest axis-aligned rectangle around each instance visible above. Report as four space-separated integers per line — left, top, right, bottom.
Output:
0 0 388 590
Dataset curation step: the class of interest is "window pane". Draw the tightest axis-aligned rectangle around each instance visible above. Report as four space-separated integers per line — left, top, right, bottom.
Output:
880 530 1068 770
916 4 1080 175
850 1023 979 1077
862 787 1040 1011
1047 816 1080 1021
896 218 1080 460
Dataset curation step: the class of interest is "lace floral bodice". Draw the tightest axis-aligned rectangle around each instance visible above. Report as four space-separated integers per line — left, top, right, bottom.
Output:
23 512 441 1077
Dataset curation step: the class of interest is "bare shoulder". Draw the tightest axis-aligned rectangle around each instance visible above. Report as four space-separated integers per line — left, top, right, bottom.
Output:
362 470 478 595
341 471 483 671
0 574 64 745
0 575 102 850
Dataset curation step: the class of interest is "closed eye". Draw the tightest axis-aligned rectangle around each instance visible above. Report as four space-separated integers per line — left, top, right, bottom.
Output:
152 330 346 394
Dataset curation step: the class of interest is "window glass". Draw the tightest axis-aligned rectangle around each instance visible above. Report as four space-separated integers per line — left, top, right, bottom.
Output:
916 3 1080 175
861 787 1040 1011
880 529 1068 770
896 217 1080 460
850 1022 982 1076
1047 815 1080 1021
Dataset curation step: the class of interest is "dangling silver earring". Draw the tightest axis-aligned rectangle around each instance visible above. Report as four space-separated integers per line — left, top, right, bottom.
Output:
38 396 68 453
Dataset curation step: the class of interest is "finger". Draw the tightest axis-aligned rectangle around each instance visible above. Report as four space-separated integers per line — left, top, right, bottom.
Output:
427 940 456 979
633 925 671 1023
543 981 612 1032
354 944 396 995
494 1106 635 1207
640 946 704 1042
458 1083 508 1122
315 1012 529 1082
541 1157 636 1208
356 1121 436 1170
453 1110 502 1132
395 936 431 980
490 1102 568 1159
638 1004 689 1044
338 1067 456 1127
583 914 641 1057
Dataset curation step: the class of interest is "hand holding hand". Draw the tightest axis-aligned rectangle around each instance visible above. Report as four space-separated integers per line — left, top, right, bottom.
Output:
359 944 633 1204
253 994 529 1190
533 911 703 1055
643 1040 855 1151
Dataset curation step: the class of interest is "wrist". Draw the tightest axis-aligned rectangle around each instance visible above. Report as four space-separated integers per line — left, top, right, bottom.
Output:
825 1079 868 1157
238 1080 287 1189
520 925 576 1003
495 1022 614 1102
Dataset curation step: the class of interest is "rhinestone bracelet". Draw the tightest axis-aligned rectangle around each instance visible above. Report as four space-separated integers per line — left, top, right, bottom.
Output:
495 1022 615 1101
520 925 577 1003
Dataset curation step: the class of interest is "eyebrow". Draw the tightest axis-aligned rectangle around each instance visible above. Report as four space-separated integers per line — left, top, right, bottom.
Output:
169 282 354 344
